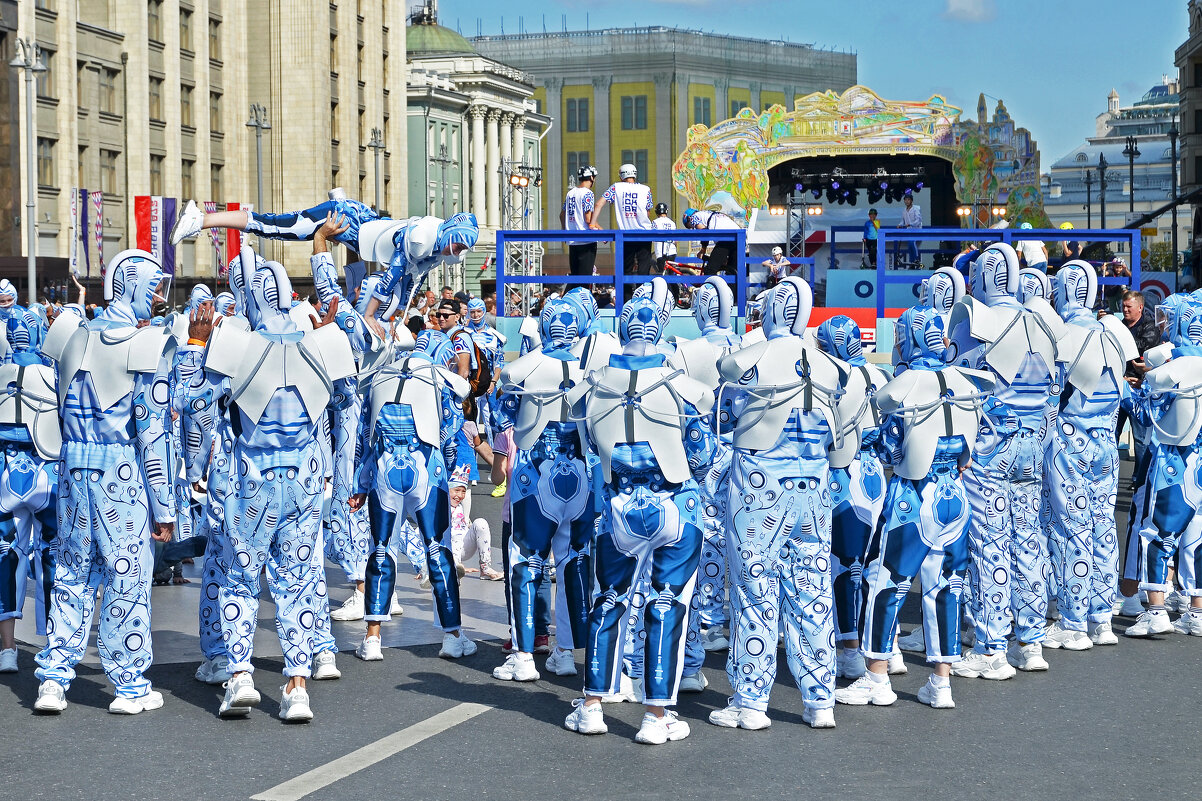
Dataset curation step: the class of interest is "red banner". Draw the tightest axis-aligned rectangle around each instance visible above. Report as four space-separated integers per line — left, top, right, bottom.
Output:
134 195 153 251
226 202 241 264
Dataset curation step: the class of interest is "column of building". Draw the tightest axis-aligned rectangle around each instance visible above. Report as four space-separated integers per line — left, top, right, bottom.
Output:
499 112 513 173
485 109 502 228
750 81 762 113
469 104 487 218
543 78 563 221
654 74 672 212
591 76 611 185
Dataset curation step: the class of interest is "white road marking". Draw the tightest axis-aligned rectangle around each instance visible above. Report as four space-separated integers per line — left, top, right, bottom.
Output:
250 702 492 801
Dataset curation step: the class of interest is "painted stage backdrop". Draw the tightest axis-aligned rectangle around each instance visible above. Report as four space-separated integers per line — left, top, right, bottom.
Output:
672 85 1051 228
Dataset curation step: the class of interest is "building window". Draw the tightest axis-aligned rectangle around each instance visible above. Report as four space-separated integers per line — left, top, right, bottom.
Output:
620 149 648 182
357 44 364 82
358 109 365 141
78 146 86 188
180 9 193 50
566 151 591 182
100 149 119 194
382 52 388 84
1195 62 1202 88
330 34 337 73
180 85 193 126
149 154 164 195
693 97 711 126
181 159 194 199
35 50 54 98
210 164 223 201
100 68 118 114
209 91 222 132
36 139 54 186
148 1 163 42
566 98 589 133
731 100 748 117
149 77 163 121
331 102 339 140
620 95 647 130
34 0 54 9
208 18 221 61
534 98 543 114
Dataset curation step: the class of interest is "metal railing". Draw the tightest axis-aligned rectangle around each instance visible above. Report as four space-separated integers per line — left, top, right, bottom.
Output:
874 227 1143 318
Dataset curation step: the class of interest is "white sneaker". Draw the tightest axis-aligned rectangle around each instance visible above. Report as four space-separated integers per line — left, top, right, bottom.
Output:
1171 611 1202 636
917 679 955 709
0 648 17 673
634 710 690 744
388 593 404 616
1006 642 1049 672
802 706 836 728
836 649 865 679
887 643 908 675
109 689 164 715
1043 620 1093 651
169 199 204 245
355 635 383 661
492 653 539 682
950 650 1016 680
564 698 607 735
279 684 314 723
195 655 232 685
1088 620 1119 646
545 647 577 677
34 680 67 714
701 626 730 651
1124 609 1172 637
1166 590 1191 614
679 671 708 693
219 673 261 718
438 632 477 658
312 650 341 680
602 673 643 703
834 674 897 706
708 699 772 729
897 626 925 652
330 590 365 622
1118 594 1145 617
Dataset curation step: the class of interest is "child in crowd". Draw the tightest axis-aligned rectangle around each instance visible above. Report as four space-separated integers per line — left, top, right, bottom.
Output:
449 467 503 581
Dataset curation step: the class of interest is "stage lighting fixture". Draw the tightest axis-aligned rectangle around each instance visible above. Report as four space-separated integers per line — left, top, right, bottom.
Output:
830 180 840 190
769 206 785 216
806 206 823 216
915 181 923 190
812 188 822 199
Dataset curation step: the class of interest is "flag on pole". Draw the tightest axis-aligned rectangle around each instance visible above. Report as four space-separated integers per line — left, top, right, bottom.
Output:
135 195 152 251
69 188 79 277
90 191 104 273
161 197 177 275
79 189 91 277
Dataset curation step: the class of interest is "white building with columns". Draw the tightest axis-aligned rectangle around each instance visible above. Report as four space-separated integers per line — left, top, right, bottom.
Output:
406 6 548 293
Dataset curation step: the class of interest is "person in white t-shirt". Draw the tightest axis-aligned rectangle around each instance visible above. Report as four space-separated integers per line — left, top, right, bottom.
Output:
561 166 598 282
1014 222 1049 272
651 203 680 300
683 208 741 276
592 164 654 294
897 193 923 268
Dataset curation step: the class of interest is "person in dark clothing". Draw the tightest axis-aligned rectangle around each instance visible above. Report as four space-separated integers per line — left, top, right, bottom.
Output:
1107 290 1159 465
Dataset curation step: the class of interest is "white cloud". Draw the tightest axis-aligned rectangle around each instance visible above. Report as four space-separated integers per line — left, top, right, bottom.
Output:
945 0 995 22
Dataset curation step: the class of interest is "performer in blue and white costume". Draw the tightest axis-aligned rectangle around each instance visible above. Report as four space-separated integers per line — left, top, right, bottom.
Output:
815 315 890 681
835 309 1002 710
893 266 963 376
491 298 596 682
671 276 740 688
1040 261 1135 649
708 277 846 731
179 255 354 722
1016 268 1050 303
34 249 176 715
562 296 717 745
945 243 1062 678
0 309 61 675
465 297 506 433
1120 300 1202 637
351 328 476 662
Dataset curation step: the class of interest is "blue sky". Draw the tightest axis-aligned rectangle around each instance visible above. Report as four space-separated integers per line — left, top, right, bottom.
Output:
441 0 1186 165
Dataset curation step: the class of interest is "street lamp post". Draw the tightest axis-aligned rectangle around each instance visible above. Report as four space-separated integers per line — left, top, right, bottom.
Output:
1170 115 1179 269
367 127 385 213
1098 152 1108 229
1122 136 1140 215
10 39 47 302
1082 169 1093 229
245 104 271 212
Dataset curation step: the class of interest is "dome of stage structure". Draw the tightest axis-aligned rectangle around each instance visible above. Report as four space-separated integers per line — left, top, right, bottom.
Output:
407 2 476 55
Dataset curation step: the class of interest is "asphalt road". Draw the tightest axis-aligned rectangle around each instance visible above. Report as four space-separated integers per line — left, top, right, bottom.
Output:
3 462 1200 801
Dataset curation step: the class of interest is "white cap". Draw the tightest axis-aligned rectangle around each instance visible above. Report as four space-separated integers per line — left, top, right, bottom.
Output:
771 246 783 256
618 163 637 180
